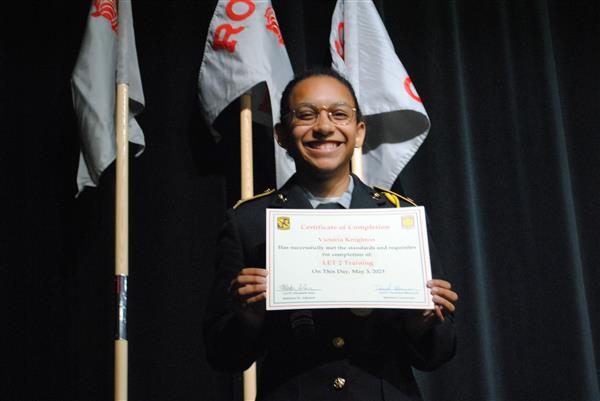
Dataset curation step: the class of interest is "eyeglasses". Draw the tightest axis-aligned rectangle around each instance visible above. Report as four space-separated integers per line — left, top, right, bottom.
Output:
286 102 357 126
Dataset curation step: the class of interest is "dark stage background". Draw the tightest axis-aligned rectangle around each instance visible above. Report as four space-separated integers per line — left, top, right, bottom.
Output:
2 1 600 400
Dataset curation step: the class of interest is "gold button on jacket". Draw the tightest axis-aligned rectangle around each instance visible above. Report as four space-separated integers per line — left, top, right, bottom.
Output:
333 377 346 390
332 337 345 349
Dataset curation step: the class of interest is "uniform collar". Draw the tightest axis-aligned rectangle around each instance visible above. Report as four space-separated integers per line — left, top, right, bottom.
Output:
271 173 388 209
349 173 388 208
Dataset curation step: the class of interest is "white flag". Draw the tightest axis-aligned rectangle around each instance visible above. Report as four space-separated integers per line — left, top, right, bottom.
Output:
71 0 145 195
330 0 430 188
198 0 295 187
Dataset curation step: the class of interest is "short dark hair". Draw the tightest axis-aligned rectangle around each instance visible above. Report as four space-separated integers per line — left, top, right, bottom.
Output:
278 68 364 127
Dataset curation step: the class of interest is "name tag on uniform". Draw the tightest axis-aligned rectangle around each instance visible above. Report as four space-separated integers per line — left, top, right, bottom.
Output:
265 207 434 311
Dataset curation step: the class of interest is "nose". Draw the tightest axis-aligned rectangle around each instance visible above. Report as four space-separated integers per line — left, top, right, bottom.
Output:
314 109 335 137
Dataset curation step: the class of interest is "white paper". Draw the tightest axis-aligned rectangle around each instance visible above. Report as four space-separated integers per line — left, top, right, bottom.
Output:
266 207 434 310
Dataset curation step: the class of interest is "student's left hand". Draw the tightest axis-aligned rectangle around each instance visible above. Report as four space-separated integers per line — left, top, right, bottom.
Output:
403 279 458 339
425 279 458 321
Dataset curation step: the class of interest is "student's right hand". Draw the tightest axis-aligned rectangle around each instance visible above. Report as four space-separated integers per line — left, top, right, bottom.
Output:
230 267 268 304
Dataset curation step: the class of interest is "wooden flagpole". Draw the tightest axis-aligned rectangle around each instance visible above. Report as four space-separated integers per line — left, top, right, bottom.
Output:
240 92 257 400
115 83 129 401
240 93 254 200
351 147 364 179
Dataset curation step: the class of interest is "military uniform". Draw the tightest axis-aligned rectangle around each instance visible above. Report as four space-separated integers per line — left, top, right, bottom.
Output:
203 174 456 401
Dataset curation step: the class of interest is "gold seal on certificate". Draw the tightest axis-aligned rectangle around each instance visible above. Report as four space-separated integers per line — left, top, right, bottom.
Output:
265 207 434 311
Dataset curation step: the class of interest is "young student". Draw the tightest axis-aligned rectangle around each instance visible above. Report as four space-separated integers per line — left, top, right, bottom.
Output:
203 69 458 401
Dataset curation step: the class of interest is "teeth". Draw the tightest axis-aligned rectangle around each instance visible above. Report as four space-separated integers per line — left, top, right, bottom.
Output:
307 142 340 150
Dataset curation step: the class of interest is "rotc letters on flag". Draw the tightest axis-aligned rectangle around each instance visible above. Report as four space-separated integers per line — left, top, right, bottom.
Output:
198 0 295 187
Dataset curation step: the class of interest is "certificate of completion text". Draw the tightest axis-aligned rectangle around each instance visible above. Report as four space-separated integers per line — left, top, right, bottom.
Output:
266 207 434 310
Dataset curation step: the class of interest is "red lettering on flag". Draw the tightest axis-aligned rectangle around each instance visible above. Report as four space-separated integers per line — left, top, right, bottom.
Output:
404 77 422 103
226 0 256 21
335 22 345 60
91 0 118 33
213 24 245 53
264 6 284 45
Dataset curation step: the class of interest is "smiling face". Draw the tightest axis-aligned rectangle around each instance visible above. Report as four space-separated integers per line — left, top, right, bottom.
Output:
276 76 366 181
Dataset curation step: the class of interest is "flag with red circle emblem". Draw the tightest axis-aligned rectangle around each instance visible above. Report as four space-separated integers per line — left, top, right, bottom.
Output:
330 0 431 189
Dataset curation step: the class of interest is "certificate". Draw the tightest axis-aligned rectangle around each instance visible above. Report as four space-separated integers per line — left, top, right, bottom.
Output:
265 207 434 310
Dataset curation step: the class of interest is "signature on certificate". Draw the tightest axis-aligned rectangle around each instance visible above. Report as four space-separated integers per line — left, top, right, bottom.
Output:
374 284 423 301
278 283 321 292
375 283 420 294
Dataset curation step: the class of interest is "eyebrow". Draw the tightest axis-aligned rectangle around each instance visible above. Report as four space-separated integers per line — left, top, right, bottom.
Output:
293 101 353 108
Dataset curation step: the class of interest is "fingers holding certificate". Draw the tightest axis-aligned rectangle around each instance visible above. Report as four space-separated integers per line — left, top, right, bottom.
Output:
266 207 435 311
231 267 268 304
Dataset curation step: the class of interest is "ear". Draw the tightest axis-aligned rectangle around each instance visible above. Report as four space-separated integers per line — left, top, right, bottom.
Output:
274 123 288 150
355 120 366 148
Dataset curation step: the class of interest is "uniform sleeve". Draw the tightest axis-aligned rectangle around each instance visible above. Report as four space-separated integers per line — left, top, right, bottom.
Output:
402 313 456 371
379 212 456 371
404 222 457 371
202 209 267 372
375 308 455 372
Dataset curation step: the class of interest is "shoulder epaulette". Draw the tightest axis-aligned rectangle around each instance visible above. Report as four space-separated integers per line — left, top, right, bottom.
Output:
233 188 275 209
373 186 418 208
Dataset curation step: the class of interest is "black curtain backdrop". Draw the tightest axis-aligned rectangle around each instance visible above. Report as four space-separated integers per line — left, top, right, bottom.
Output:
3 1 600 400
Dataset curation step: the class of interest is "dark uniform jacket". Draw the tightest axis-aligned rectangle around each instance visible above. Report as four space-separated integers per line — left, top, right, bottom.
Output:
203 174 456 401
